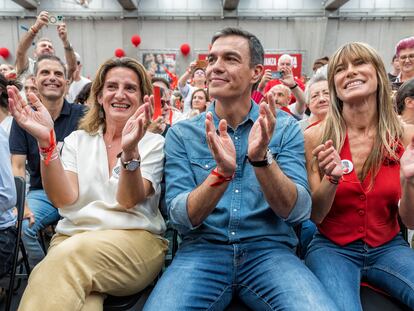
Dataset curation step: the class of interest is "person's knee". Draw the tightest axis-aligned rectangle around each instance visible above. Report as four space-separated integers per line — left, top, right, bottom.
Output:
22 219 37 238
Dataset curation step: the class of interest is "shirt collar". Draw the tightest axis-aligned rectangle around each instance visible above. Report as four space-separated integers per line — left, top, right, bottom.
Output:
59 99 71 116
207 100 259 129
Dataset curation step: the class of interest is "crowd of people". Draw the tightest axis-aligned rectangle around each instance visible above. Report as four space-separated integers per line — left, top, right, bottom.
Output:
0 10 414 311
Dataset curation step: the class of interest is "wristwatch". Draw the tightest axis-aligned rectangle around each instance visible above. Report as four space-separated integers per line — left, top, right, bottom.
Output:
248 149 273 167
120 157 141 171
117 152 141 171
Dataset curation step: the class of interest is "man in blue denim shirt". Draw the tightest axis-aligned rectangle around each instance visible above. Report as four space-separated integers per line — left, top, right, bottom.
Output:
145 28 337 311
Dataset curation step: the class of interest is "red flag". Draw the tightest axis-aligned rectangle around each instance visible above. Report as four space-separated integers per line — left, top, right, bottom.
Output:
162 65 178 90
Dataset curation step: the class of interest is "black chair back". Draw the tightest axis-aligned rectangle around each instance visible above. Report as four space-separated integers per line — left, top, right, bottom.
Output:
5 176 30 311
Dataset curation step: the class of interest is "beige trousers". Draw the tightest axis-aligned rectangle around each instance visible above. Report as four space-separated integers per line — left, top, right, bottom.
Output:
18 229 168 311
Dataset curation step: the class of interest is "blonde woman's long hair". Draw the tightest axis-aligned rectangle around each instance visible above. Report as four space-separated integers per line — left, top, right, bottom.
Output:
321 42 402 185
79 57 153 134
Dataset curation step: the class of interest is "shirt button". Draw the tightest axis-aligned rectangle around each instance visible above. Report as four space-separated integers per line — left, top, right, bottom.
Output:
358 209 365 216
205 164 209 168
235 137 239 140
235 189 239 193
358 226 364 233
231 231 236 235
359 194 366 201
233 209 237 212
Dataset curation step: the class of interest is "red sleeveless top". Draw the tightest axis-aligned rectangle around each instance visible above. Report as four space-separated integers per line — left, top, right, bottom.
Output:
318 135 403 247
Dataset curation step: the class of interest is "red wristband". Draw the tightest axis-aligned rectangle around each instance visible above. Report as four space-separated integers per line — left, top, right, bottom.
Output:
210 168 234 187
38 129 56 166
325 175 341 185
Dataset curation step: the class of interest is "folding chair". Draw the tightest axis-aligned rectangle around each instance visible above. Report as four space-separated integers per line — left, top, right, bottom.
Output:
4 176 31 311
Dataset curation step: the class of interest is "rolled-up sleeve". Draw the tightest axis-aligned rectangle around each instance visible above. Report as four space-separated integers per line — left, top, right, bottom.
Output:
164 125 199 233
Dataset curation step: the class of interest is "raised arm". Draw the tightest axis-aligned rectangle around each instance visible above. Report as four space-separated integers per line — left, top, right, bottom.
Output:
15 11 49 75
178 60 196 88
280 67 306 115
7 86 78 208
57 23 76 82
304 128 344 224
257 69 272 93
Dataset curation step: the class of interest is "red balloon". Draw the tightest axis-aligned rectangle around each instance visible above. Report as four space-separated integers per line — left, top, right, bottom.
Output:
114 48 125 58
131 35 141 47
180 43 191 56
0 47 10 59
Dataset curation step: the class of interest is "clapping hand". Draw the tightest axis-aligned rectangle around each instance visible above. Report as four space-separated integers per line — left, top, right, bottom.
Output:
205 112 236 176
8 85 54 147
248 92 277 161
121 95 153 155
312 140 344 180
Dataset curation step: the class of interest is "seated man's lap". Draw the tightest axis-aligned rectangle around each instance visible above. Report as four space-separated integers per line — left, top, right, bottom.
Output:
144 238 234 310
145 239 338 311
237 240 338 311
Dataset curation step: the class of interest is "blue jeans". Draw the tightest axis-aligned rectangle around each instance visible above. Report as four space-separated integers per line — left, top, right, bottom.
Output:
22 189 60 269
305 233 414 311
144 238 338 311
300 220 316 258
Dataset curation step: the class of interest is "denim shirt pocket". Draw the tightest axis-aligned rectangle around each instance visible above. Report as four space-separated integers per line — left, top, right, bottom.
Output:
189 157 216 185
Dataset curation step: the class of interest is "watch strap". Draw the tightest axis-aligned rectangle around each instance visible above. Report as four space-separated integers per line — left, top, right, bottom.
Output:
248 149 273 167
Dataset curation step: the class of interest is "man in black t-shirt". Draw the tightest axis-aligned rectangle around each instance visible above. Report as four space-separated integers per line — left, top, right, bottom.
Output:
9 54 85 268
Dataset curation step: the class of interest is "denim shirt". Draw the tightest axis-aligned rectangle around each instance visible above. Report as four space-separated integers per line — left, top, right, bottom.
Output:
165 102 311 247
0 127 16 229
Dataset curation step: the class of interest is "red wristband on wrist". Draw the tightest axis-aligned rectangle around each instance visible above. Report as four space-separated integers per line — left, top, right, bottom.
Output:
325 175 341 185
210 168 234 187
38 129 56 166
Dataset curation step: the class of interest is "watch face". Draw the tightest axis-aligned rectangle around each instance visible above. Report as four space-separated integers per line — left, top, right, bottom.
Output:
266 150 274 165
126 160 140 171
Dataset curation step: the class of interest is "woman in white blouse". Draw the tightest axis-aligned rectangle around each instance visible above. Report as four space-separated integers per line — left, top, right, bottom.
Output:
8 57 168 311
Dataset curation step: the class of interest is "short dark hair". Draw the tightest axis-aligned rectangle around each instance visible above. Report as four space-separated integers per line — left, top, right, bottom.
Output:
0 73 22 110
396 78 414 114
151 76 170 89
211 27 264 67
34 54 67 78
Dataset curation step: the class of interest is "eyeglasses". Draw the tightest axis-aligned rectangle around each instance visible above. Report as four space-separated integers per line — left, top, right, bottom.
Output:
399 54 414 62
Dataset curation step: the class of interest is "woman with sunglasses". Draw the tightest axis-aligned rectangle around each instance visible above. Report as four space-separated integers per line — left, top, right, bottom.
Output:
304 42 414 310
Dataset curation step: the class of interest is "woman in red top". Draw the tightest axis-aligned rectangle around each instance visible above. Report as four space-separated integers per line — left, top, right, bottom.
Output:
304 42 414 310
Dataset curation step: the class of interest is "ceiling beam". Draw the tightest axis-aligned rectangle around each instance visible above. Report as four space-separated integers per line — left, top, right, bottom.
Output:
11 0 37 10
223 0 240 10
117 0 137 10
324 0 350 10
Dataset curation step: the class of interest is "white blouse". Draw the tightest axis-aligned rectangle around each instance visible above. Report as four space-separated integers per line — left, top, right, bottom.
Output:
56 128 166 236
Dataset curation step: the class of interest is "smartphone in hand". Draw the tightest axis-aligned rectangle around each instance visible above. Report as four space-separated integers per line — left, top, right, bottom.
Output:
271 71 283 79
